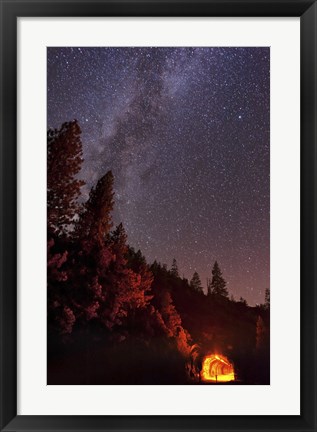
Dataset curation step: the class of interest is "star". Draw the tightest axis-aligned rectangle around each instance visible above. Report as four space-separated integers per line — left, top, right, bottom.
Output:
47 47 270 305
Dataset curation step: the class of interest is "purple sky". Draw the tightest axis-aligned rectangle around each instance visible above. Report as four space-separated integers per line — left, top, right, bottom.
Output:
48 47 270 305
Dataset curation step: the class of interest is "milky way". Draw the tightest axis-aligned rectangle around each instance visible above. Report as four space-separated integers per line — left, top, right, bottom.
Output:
47 47 270 305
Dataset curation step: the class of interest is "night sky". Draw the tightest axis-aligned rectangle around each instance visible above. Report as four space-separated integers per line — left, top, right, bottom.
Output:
47 47 270 305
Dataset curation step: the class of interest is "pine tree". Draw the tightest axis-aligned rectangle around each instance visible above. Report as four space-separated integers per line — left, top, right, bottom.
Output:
77 171 114 244
264 288 270 310
110 222 128 264
239 296 248 306
99 223 153 329
171 258 179 277
207 277 212 296
159 290 191 356
47 237 74 335
210 261 228 298
47 120 85 236
190 271 203 293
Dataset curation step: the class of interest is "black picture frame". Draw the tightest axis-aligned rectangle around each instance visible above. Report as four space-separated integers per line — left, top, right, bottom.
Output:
0 0 316 431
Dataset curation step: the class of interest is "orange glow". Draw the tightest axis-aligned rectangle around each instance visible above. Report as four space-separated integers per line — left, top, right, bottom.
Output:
201 354 235 382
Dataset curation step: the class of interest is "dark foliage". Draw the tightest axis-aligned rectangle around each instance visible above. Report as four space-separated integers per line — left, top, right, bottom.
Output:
47 121 270 385
208 261 229 298
47 120 85 236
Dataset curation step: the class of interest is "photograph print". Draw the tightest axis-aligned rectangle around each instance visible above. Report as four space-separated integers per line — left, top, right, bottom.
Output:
47 47 270 385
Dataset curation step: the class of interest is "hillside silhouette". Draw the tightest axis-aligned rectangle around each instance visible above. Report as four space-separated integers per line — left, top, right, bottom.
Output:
47 121 270 385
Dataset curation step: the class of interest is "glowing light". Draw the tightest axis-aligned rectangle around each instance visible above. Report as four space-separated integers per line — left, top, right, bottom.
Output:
201 354 235 383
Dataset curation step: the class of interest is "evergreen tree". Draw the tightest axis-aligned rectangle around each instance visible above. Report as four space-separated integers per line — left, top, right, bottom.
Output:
210 261 228 298
99 223 153 329
77 171 114 243
171 258 179 277
47 236 74 335
264 288 270 310
158 290 191 356
239 296 248 306
47 120 85 236
190 271 203 293
207 277 212 296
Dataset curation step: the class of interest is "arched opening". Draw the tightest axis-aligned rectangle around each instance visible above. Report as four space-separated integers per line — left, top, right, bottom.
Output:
201 354 234 382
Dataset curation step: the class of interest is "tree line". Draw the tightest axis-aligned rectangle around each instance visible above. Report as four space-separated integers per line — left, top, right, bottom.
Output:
47 120 270 385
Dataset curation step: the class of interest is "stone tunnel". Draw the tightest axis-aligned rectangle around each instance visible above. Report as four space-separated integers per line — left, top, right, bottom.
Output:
201 354 235 382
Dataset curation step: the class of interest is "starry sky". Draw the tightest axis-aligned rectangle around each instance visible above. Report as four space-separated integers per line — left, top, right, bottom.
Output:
47 47 270 305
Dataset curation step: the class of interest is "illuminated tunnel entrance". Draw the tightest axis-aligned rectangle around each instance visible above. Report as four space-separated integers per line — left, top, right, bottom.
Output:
201 354 235 383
